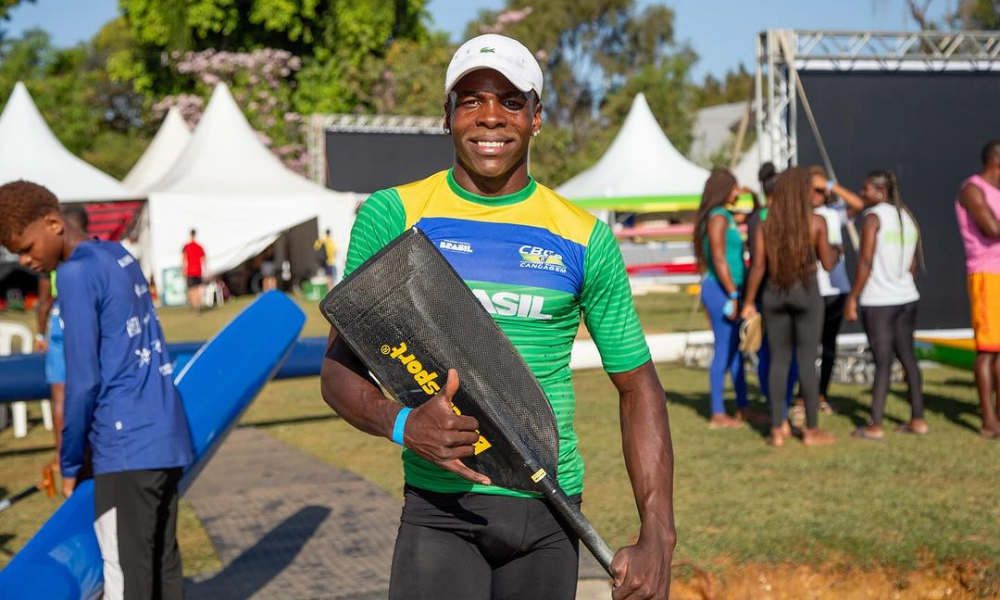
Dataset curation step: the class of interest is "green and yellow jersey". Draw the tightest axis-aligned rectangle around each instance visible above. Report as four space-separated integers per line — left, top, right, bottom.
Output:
345 169 650 498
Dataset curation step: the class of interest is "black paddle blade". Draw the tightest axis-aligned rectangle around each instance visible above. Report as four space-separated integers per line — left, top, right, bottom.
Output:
320 227 559 492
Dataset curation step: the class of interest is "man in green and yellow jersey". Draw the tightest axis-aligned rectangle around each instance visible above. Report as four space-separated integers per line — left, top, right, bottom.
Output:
320 33 676 600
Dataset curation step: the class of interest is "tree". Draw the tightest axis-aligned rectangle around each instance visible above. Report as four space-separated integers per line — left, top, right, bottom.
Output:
153 47 308 172
692 64 753 109
113 0 433 112
0 24 151 178
0 0 33 39
466 0 697 186
953 0 1000 28
873 0 1000 30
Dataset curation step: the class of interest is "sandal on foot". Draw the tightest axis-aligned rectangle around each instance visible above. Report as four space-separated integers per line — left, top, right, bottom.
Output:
708 416 744 429
895 422 929 435
818 400 835 415
851 426 884 441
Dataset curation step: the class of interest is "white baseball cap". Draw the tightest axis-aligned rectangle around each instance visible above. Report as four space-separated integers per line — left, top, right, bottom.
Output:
445 34 544 98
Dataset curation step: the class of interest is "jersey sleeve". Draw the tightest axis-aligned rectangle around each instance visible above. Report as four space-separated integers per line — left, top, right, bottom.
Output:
343 188 407 279
579 220 651 373
56 256 105 479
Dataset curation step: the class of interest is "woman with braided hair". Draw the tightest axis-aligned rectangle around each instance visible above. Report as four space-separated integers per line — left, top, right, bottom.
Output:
742 167 840 447
694 168 754 428
846 170 927 439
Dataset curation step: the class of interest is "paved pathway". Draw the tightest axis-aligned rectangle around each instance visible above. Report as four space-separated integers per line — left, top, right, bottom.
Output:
184 426 608 600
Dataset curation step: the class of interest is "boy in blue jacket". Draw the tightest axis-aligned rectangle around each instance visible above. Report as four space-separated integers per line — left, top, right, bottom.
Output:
0 180 193 600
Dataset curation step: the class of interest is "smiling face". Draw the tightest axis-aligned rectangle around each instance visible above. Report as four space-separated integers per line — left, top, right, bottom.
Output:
445 68 541 195
3 212 65 273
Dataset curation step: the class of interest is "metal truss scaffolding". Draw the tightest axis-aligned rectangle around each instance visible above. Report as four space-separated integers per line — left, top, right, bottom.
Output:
755 29 1000 169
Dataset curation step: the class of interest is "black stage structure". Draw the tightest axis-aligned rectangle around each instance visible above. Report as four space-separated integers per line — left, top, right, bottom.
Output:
756 30 1000 331
308 114 453 194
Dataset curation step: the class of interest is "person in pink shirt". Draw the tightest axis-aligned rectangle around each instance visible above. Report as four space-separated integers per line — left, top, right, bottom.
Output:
956 140 1000 438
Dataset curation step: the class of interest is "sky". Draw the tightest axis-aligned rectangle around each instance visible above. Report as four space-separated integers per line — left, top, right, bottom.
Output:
5 0 953 81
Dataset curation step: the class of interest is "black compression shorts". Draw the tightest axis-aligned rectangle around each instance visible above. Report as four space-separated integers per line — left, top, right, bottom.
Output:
389 485 582 600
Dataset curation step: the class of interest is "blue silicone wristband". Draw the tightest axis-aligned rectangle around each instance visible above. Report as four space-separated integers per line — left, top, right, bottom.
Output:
392 407 412 446
729 290 740 299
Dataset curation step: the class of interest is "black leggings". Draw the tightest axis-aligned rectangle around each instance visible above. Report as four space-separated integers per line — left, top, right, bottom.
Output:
819 294 847 397
389 486 581 600
763 282 824 429
860 302 924 425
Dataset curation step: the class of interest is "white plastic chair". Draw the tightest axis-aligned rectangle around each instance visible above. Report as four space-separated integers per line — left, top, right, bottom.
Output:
203 281 224 309
0 322 52 437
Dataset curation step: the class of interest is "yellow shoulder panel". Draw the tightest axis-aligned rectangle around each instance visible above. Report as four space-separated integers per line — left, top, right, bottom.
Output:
397 173 597 248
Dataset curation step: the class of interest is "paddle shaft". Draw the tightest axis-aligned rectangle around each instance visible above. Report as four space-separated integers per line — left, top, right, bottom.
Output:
0 465 56 514
534 473 615 575
0 484 43 514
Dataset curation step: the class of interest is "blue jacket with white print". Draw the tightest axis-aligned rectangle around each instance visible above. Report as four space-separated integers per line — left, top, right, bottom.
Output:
57 241 192 478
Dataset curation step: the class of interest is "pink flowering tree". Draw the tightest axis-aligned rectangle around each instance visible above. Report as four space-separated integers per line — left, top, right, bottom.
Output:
153 48 308 174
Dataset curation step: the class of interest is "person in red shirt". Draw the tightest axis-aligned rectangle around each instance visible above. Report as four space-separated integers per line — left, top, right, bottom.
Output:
181 229 207 313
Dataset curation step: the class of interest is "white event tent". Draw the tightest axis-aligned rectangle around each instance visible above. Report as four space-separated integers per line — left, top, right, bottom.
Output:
124 107 192 279
144 84 356 286
556 93 710 213
123 107 191 194
0 82 136 202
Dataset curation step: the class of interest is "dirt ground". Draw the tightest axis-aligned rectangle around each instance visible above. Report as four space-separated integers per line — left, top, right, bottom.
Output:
659 562 1000 600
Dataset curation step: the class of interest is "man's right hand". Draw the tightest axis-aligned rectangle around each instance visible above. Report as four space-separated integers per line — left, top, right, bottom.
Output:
402 369 491 486
34 338 47 353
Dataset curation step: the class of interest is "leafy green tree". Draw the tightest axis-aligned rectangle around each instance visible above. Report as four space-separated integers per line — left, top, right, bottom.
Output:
953 0 1000 28
0 0 33 38
114 0 433 113
0 24 151 178
154 47 308 172
693 64 753 109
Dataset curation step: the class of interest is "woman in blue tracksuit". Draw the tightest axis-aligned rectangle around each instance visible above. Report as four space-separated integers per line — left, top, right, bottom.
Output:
694 168 751 428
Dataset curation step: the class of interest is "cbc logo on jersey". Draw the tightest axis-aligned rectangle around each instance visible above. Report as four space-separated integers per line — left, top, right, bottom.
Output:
518 245 566 273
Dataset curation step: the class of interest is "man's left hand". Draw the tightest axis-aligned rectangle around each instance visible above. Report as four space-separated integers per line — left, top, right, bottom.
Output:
610 529 675 599
62 476 76 499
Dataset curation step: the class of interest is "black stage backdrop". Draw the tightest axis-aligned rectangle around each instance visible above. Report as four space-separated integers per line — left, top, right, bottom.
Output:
325 131 454 194
796 70 1000 330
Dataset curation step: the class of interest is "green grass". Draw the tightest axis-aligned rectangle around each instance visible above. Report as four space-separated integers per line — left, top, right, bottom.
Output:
239 365 1000 573
0 288 700 343
2 291 997 582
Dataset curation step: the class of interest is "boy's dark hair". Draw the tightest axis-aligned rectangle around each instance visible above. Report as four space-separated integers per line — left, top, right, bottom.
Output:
190 228 197 237
0 180 59 244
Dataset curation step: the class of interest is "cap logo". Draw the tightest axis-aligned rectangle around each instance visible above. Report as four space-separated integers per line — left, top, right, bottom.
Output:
480 47 496 53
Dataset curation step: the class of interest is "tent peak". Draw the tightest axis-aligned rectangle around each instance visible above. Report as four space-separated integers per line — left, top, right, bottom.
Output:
0 81 136 202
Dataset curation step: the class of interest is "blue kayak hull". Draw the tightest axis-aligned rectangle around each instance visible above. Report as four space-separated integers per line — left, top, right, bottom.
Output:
0 291 306 599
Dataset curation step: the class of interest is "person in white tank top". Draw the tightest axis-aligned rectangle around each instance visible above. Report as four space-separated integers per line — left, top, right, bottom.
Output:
808 166 865 415
846 170 926 440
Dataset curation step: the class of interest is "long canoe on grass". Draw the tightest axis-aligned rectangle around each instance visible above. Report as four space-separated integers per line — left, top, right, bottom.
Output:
0 291 306 600
915 337 976 371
